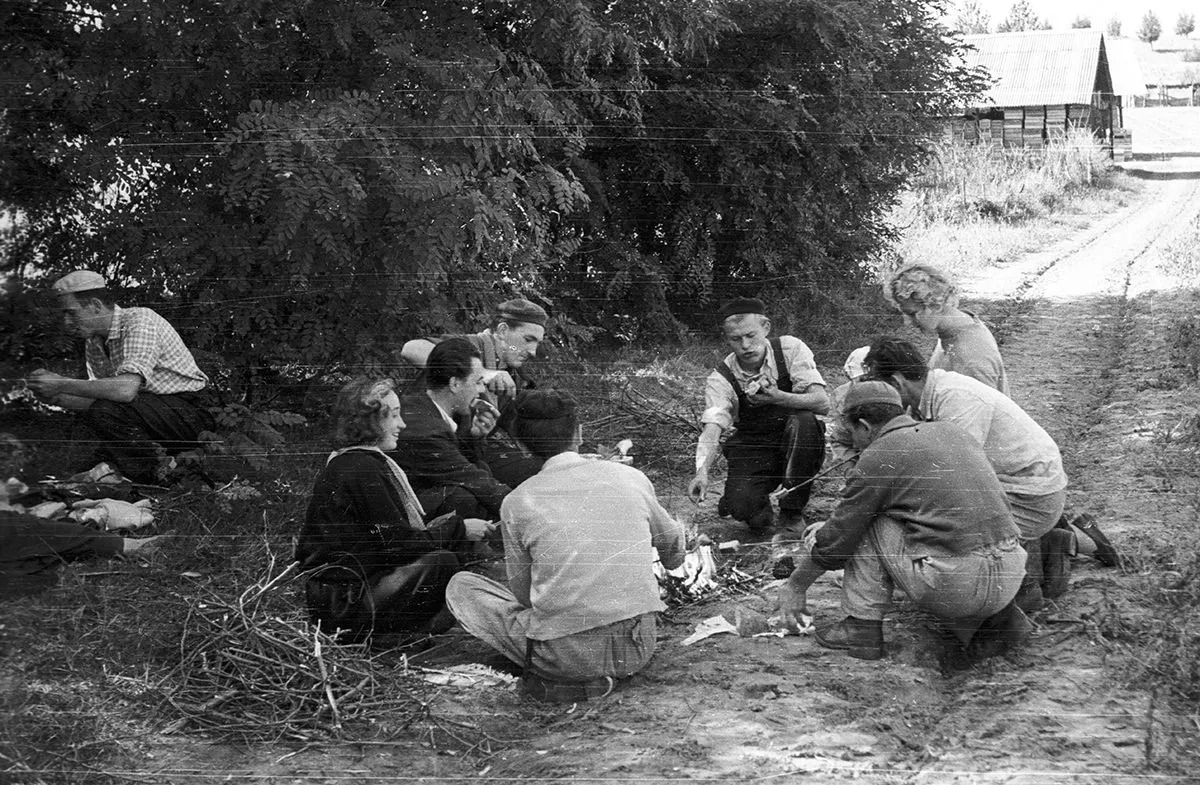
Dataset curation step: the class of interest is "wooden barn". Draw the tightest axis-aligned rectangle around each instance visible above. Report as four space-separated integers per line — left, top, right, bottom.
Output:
949 30 1128 158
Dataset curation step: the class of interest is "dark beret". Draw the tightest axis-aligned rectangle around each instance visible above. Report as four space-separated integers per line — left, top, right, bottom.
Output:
497 298 548 327
718 297 767 321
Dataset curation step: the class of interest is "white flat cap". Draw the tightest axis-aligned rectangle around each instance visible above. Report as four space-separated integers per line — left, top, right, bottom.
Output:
52 270 107 295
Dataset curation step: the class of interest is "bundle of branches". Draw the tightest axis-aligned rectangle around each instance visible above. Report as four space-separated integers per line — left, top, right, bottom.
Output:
585 358 704 472
162 559 431 743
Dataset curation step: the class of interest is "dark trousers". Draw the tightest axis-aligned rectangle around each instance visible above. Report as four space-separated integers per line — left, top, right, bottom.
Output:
79 390 216 483
371 550 461 633
722 411 825 529
1 511 124 598
304 550 461 641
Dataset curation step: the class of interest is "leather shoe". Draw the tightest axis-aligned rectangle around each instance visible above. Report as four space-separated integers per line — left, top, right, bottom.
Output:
1014 538 1045 612
1066 512 1121 568
966 601 1032 661
1041 528 1075 599
520 673 615 703
814 616 884 660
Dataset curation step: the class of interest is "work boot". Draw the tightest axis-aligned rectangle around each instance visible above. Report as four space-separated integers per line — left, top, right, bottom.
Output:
965 601 1032 661
814 616 884 660
1014 538 1045 613
520 673 615 703
1066 512 1121 568
1041 528 1075 599
717 495 732 518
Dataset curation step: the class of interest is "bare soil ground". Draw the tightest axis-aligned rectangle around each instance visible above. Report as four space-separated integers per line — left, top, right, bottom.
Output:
68 141 1198 785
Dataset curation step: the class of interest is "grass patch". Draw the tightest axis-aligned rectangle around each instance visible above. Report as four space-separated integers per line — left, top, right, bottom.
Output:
1161 220 1200 284
886 132 1133 284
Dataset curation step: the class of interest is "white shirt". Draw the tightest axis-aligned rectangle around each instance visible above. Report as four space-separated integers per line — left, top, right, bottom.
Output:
700 335 826 431
919 369 1066 497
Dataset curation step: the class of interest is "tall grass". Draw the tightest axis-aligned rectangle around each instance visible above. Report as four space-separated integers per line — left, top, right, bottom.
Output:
914 129 1112 222
1160 216 1200 282
887 130 1119 282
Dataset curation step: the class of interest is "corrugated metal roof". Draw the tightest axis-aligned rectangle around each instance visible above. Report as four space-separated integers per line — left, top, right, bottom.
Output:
961 30 1109 107
1105 38 1147 96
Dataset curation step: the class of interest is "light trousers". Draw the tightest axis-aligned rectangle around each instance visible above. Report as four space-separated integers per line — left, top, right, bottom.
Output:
445 572 657 681
841 515 1025 623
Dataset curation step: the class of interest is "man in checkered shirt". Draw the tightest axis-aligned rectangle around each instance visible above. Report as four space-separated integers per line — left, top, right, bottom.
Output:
27 270 217 483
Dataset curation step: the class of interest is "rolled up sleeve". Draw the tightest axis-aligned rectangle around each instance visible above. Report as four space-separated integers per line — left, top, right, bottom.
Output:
113 311 161 386
700 370 736 431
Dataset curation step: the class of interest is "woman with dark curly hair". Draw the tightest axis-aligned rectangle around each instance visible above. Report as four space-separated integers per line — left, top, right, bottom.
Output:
295 378 493 640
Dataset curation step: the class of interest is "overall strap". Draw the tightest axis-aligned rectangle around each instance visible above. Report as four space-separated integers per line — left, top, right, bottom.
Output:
713 360 744 398
770 337 791 389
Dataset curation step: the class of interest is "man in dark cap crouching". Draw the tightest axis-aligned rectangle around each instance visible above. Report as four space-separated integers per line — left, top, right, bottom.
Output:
777 381 1030 665
688 297 829 539
401 297 548 487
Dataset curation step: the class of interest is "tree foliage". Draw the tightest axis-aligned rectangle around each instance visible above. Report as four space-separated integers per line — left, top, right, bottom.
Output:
1176 12 1196 37
1107 16 1123 37
954 0 991 34
1 0 987 376
996 0 1050 32
1140 11 1163 45
1071 16 1092 29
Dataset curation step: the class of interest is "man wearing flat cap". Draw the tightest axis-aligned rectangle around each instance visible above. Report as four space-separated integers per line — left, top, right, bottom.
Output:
777 380 1029 665
688 297 829 537
26 270 216 484
401 297 548 486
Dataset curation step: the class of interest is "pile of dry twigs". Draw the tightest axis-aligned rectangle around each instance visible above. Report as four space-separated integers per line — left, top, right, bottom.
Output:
583 359 703 471
162 558 431 742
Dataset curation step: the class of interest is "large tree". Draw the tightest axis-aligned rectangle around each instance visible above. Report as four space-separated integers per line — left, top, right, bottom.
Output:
1 0 986 372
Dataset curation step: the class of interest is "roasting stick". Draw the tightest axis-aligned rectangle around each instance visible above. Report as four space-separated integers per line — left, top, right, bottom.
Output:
769 454 859 504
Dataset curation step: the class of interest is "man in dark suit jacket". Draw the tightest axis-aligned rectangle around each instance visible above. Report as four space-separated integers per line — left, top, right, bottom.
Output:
391 339 511 521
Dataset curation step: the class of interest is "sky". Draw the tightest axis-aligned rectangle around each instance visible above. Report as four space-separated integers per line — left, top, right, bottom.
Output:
950 0 1199 35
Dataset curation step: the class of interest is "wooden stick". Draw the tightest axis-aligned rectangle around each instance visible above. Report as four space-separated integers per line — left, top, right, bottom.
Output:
313 627 343 731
